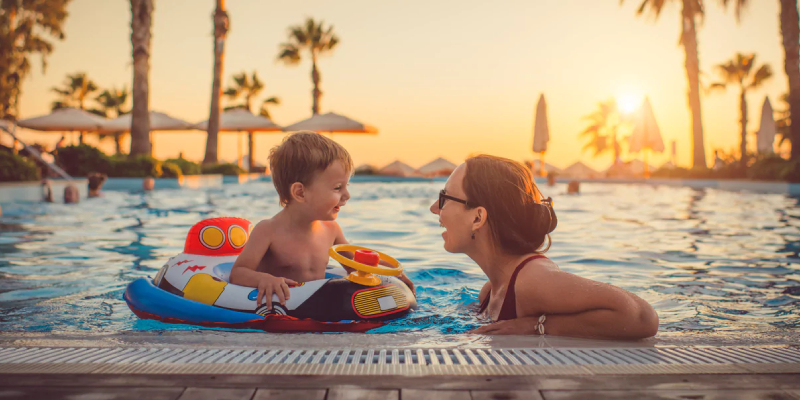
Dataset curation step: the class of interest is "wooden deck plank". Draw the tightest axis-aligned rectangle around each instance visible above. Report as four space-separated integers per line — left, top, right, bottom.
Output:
401 389 471 400
178 387 255 400
0 386 185 400
327 388 399 400
254 389 327 400
470 390 544 400
540 390 798 400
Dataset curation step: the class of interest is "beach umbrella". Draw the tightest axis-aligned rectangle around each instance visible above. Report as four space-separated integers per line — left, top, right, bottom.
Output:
532 94 550 177
99 111 194 155
417 157 457 177
99 111 193 133
757 97 776 154
17 107 107 144
628 97 664 178
195 108 283 171
378 160 416 177
283 112 378 134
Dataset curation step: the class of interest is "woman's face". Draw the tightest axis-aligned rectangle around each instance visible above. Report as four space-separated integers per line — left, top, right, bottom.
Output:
430 163 477 253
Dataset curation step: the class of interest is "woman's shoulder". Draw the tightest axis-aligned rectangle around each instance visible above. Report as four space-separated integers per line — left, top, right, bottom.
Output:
513 255 560 290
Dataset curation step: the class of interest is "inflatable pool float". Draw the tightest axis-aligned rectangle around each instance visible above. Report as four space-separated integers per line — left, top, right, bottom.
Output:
124 217 417 332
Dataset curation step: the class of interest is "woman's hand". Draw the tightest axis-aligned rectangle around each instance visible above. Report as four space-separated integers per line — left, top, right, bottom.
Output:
470 316 541 335
256 274 298 310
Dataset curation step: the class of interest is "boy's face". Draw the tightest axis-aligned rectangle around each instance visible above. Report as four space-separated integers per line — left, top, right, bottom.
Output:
304 161 351 220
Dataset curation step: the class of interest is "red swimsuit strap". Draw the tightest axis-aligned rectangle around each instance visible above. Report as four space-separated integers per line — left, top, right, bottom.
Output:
478 254 548 319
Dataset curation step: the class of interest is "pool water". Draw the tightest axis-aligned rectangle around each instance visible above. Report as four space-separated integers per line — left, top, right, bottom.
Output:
1 178 799 339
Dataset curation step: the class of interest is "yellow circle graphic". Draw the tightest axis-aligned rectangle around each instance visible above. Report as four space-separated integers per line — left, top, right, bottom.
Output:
200 226 225 249
228 225 247 248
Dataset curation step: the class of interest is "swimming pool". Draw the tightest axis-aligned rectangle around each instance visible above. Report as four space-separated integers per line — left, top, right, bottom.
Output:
1 178 798 342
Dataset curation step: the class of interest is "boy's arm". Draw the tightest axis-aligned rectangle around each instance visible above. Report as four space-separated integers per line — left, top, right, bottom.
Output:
230 220 296 310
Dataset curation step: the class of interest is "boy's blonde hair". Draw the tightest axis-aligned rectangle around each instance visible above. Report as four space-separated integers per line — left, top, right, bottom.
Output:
269 131 354 206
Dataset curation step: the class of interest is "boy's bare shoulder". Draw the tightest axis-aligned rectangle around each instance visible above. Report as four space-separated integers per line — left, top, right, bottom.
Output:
251 217 279 237
320 220 345 239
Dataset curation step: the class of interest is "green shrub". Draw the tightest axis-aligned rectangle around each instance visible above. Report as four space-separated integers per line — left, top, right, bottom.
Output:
201 163 245 176
0 151 41 181
108 155 162 178
747 155 789 181
164 157 201 175
161 161 183 178
55 144 111 177
783 160 800 183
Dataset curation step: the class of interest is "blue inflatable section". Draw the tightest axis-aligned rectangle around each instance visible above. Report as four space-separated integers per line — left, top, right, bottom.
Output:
124 277 261 325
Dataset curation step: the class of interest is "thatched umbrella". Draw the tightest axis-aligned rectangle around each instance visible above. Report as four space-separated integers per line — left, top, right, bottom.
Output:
99 111 194 154
283 112 377 134
18 107 107 144
195 108 282 171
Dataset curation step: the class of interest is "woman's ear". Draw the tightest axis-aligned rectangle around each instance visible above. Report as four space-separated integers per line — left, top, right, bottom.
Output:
290 182 306 203
472 206 488 231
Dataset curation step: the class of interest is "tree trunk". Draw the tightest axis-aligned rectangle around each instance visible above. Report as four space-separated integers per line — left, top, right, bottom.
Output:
203 0 229 165
681 2 707 168
781 0 800 161
248 131 255 172
114 133 123 155
740 88 748 167
311 54 321 115
129 0 153 156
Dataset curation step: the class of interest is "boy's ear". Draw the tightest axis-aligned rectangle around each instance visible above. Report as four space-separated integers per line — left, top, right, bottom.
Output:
290 182 306 203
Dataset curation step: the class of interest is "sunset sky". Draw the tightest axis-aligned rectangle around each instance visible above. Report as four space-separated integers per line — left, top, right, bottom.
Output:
14 0 788 171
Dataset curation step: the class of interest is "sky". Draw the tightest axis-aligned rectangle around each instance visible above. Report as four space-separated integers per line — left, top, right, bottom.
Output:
13 0 789 171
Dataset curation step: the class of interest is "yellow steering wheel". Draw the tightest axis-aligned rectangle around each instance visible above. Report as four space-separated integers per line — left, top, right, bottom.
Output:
329 244 403 286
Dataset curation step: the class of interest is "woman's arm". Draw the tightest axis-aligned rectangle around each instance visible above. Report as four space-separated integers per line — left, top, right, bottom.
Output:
474 266 658 339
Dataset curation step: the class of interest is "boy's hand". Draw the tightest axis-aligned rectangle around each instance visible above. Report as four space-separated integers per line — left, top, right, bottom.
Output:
256 274 298 310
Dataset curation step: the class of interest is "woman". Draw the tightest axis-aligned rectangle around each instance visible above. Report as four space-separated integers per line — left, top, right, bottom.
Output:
431 155 658 339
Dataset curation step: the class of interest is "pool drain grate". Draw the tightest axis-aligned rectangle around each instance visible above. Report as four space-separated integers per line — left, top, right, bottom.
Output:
1 346 798 375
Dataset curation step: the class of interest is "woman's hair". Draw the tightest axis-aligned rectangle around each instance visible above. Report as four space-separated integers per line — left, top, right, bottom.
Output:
463 154 557 254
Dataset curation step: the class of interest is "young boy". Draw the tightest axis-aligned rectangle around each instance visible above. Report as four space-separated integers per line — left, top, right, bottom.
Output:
230 131 413 311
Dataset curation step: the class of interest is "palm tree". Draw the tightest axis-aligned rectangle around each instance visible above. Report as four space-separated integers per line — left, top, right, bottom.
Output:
224 71 263 112
203 0 229 165
258 97 280 120
580 99 624 164
223 71 281 171
623 0 706 167
0 0 69 121
93 87 130 154
278 18 339 115
622 0 749 168
130 0 153 156
50 72 99 144
709 53 773 167
780 0 800 161
51 72 99 111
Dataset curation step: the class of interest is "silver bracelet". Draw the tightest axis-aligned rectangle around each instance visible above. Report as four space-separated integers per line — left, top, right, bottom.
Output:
536 314 546 335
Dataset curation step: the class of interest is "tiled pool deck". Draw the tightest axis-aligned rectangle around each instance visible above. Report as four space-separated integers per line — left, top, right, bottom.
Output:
1 333 798 399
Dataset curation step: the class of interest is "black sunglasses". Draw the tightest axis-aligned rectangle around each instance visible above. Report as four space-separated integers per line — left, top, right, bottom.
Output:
438 189 469 209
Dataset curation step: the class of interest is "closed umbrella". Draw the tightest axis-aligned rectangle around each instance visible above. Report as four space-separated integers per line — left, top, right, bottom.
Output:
757 97 776 154
628 97 664 178
283 112 377 134
18 107 107 144
532 94 550 177
195 108 282 171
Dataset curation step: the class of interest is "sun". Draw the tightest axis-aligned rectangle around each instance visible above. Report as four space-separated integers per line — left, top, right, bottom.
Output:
616 93 643 115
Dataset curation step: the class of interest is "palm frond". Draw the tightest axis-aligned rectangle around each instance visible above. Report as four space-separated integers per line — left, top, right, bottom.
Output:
277 43 301 64
748 64 773 89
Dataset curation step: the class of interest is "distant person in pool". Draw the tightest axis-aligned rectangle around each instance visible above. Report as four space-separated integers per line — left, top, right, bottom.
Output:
431 155 658 339
230 131 415 311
